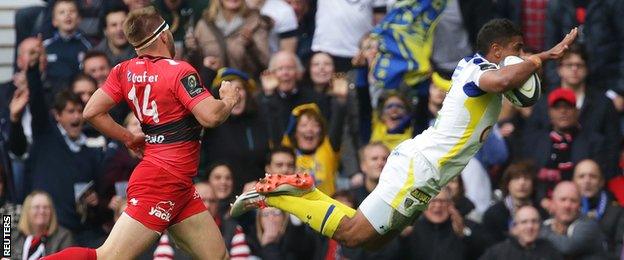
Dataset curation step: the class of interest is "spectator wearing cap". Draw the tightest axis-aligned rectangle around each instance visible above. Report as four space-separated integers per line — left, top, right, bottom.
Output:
520 88 607 203
93 6 136 66
572 159 624 259
526 44 621 179
199 68 270 194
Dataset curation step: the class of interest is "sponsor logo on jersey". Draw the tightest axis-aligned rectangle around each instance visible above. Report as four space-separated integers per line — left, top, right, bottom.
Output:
149 201 175 222
145 134 165 144
127 70 160 83
410 188 432 204
181 73 204 97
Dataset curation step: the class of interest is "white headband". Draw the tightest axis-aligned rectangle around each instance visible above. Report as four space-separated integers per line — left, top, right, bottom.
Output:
133 21 169 51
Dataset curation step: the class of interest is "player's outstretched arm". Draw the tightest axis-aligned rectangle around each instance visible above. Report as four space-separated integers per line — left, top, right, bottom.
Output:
191 81 241 128
479 27 578 93
83 89 144 153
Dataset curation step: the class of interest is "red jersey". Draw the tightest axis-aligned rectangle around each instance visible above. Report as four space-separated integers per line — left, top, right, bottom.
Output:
101 55 211 180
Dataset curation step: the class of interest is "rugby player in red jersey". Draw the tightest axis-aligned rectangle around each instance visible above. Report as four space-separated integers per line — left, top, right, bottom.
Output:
43 7 239 260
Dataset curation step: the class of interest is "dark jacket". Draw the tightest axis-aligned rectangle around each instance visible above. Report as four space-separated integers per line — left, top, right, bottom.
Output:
479 237 563 260
43 31 91 90
525 91 621 179
520 128 606 178
584 194 624 260
483 200 552 243
407 217 493 259
199 111 270 194
544 0 624 92
22 67 103 231
257 86 325 144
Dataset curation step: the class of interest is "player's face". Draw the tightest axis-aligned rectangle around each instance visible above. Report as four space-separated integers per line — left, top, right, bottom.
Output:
52 2 80 34
548 101 578 131
84 57 111 86
55 101 84 140
72 79 97 105
105 11 128 48
209 165 234 200
573 162 603 198
508 176 533 200
29 194 52 230
360 145 389 181
488 36 524 63
310 53 334 85
511 207 540 245
266 152 296 175
558 54 587 87
551 186 581 224
231 80 247 116
295 114 322 152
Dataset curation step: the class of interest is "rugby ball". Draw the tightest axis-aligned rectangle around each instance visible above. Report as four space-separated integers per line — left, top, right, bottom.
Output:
500 56 541 107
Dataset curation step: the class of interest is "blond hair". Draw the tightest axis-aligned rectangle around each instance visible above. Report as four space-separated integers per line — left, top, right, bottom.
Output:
18 191 59 235
203 0 250 23
123 6 165 47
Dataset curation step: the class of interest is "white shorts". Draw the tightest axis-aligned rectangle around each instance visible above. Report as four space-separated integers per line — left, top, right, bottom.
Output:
360 141 442 234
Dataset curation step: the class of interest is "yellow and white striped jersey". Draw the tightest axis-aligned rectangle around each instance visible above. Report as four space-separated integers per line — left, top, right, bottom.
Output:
412 53 502 182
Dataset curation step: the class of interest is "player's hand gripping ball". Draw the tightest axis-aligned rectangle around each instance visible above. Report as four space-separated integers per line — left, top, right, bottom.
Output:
500 56 541 107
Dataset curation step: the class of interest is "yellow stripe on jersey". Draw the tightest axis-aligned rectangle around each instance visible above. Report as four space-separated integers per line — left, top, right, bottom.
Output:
391 158 415 209
437 94 494 168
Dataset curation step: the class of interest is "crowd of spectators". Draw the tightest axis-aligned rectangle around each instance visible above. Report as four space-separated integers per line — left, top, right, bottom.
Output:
1 0 623 259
